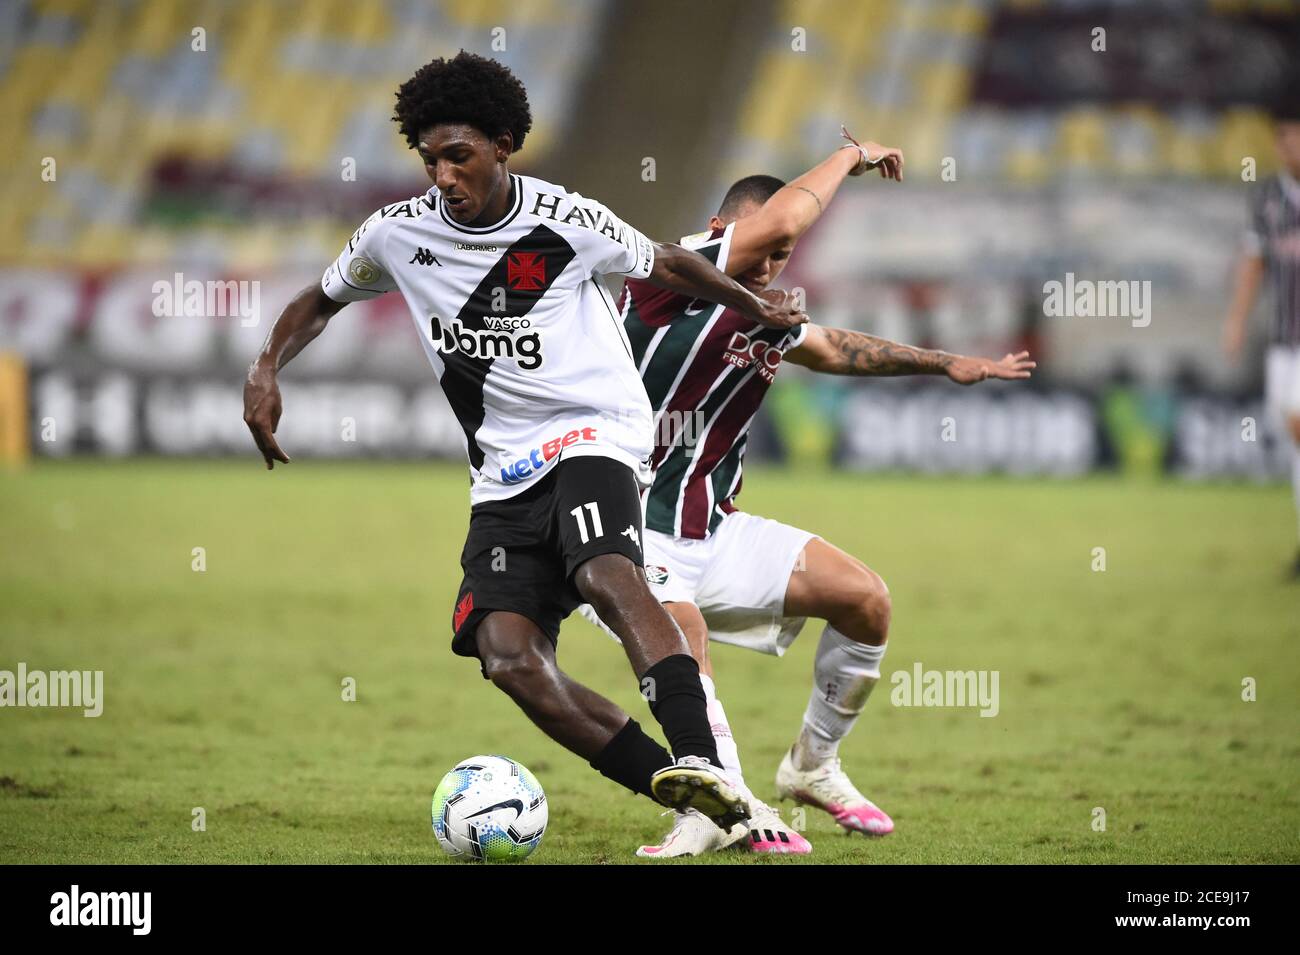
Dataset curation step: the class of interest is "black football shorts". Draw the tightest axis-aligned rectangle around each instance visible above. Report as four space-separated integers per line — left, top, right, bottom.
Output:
450 454 645 659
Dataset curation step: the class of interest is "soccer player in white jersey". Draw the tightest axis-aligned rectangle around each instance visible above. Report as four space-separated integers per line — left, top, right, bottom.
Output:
1224 92 1300 578
585 137 1035 856
242 52 808 831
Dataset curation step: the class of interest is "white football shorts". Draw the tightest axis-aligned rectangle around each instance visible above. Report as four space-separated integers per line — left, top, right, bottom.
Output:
1265 345 1300 427
580 510 816 656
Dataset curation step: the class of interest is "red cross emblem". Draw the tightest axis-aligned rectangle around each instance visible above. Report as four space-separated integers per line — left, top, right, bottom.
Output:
507 252 546 290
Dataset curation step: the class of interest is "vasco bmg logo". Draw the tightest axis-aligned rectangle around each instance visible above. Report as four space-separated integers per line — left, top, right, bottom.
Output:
409 247 443 267
431 315 544 370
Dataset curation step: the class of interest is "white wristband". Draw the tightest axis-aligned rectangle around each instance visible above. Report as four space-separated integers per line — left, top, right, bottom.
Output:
841 142 879 170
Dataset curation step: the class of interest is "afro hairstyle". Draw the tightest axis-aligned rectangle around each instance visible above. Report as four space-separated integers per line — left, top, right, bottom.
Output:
393 50 533 153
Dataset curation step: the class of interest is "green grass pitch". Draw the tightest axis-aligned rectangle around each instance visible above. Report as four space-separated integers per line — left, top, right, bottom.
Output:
1 460 1297 864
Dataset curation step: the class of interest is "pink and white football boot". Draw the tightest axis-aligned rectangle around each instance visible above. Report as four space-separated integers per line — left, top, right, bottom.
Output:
636 809 747 859
775 748 894 836
744 799 813 855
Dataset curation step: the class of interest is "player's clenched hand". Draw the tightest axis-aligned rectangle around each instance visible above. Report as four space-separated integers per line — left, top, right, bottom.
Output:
750 288 808 331
945 351 1036 385
242 364 291 469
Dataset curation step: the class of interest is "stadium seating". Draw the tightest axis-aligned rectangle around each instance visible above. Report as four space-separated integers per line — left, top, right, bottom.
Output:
722 0 1288 186
0 0 609 268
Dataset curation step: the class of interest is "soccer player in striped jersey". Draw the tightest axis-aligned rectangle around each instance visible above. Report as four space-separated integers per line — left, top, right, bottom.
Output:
586 136 1035 857
1224 93 1300 578
242 53 809 833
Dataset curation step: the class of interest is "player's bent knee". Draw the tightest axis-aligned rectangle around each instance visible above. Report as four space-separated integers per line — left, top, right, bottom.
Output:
476 617 556 701
853 567 892 639
481 644 551 700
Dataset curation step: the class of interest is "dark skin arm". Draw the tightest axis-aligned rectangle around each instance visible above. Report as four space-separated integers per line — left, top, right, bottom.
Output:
243 283 346 469
244 242 805 469
786 324 1035 384
646 241 807 330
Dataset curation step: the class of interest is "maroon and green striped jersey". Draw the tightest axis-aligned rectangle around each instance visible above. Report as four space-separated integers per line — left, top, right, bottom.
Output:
619 223 808 539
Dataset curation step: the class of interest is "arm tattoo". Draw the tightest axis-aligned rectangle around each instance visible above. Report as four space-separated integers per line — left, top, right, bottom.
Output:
792 185 823 214
818 327 953 376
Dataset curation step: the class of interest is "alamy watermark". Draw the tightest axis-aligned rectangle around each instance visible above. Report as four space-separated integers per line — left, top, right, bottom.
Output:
0 663 103 717
152 272 260 327
614 406 707 453
1043 272 1151 328
50 885 150 935
890 663 999 717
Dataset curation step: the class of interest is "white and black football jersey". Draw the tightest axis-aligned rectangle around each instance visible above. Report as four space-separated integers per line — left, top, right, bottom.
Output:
322 173 658 503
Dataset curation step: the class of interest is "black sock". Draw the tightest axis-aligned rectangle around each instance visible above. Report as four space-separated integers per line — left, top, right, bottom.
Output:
641 653 721 765
590 718 672 799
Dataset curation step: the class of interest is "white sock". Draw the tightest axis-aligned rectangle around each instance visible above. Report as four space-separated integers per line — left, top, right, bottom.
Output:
699 673 752 798
795 624 886 770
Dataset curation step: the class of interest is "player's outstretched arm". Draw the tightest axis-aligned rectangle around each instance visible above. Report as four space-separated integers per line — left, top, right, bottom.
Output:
647 241 808 331
786 324 1035 384
243 283 348 469
727 137 904 276
1223 252 1264 360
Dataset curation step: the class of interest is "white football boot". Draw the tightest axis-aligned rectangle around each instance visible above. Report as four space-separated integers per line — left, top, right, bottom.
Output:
635 809 747 858
650 755 751 830
775 747 894 836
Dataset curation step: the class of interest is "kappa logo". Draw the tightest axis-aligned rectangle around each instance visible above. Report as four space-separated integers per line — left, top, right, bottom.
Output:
621 525 640 547
409 247 443 267
431 316 544 370
644 565 669 585
507 252 547 290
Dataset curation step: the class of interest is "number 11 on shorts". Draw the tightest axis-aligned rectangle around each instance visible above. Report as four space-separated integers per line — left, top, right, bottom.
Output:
570 501 604 543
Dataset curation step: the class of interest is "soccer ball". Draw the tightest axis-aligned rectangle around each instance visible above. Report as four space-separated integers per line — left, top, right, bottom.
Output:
431 755 548 861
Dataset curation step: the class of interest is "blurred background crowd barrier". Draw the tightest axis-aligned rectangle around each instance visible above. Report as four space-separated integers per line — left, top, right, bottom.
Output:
0 0 1296 479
